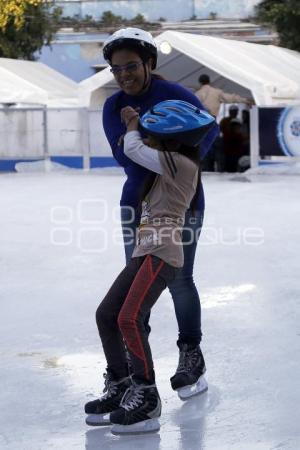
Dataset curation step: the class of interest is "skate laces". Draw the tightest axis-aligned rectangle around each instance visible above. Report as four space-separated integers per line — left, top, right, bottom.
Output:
100 372 118 400
120 384 146 411
176 346 200 373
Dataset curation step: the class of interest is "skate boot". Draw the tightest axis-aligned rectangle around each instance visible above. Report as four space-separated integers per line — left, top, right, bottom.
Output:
110 382 161 435
84 370 131 426
170 343 208 400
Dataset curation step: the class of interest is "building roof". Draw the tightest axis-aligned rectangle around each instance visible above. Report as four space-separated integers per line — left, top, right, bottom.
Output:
79 31 300 107
0 58 79 106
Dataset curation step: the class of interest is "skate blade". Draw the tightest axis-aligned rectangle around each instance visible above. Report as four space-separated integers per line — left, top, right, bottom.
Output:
85 412 111 426
111 418 160 435
177 376 208 401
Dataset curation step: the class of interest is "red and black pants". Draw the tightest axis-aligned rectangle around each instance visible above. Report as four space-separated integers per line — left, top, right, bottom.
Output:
96 255 178 384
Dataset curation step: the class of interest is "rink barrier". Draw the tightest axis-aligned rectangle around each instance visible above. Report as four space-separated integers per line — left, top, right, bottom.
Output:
1 105 299 172
250 106 300 167
0 107 113 172
0 156 118 172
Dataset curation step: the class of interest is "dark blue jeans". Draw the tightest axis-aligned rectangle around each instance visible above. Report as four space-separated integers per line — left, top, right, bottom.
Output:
121 207 203 346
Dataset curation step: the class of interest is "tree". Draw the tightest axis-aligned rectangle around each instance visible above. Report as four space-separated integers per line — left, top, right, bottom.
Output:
254 0 300 51
131 14 147 25
0 0 62 60
101 11 123 26
0 0 41 30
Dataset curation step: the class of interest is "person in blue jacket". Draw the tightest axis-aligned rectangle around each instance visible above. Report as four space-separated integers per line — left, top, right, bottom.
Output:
100 28 218 401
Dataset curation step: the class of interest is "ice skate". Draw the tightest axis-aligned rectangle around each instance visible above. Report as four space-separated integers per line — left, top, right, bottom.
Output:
170 344 208 401
110 382 161 435
84 371 131 426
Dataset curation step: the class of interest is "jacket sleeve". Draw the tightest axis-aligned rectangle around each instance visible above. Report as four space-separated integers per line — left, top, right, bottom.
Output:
102 99 132 167
124 131 163 174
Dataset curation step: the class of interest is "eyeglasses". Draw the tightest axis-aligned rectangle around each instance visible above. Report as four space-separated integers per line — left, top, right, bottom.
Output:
110 61 143 76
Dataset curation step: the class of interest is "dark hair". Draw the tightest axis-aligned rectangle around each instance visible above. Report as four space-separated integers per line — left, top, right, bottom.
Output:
199 74 210 85
106 41 157 69
151 73 165 81
103 26 158 67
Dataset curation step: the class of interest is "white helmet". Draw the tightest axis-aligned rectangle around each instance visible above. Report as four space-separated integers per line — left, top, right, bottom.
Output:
103 27 158 69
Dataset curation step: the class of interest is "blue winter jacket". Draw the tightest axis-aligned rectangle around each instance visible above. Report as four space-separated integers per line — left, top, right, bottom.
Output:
103 77 219 210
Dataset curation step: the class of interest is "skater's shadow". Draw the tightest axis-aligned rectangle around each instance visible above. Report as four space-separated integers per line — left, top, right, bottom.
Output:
85 426 161 450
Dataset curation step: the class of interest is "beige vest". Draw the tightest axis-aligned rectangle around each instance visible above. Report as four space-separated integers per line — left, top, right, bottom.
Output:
132 151 198 267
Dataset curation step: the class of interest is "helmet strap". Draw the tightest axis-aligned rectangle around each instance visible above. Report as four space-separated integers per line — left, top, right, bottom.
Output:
141 61 152 93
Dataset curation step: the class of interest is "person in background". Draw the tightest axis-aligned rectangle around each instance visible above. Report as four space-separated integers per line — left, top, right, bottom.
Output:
237 109 251 172
241 109 250 153
220 106 250 172
86 27 219 416
196 75 250 172
195 74 252 118
85 100 216 435
219 105 240 140
224 119 246 172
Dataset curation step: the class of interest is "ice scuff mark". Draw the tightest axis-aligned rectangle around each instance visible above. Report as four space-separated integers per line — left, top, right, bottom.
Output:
202 284 256 308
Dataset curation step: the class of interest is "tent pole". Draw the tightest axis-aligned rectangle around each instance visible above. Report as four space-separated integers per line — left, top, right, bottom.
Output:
42 106 51 172
250 106 259 168
82 107 90 171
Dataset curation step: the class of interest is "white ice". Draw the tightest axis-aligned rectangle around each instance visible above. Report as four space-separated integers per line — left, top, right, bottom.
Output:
0 168 300 450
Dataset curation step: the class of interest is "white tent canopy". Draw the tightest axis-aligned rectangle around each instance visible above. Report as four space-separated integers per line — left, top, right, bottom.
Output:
79 31 300 107
0 58 79 107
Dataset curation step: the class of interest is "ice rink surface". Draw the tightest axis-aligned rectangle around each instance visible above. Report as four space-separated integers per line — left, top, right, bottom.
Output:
1 168 300 450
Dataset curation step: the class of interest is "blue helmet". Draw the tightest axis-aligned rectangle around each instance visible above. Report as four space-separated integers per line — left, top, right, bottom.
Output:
140 100 215 147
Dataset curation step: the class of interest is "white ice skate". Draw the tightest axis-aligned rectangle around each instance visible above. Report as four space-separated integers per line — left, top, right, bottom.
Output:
170 344 208 400
176 374 208 401
111 417 160 435
110 383 161 435
85 412 111 426
84 372 131 426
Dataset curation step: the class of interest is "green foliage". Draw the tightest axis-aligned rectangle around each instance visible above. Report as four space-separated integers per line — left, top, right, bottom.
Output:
254 0 300 51
101 11 123 25
58 10 160 32
0 0 43 31
0 5 160 56
131 14 147 25
100 11 147 26
0 2 62 60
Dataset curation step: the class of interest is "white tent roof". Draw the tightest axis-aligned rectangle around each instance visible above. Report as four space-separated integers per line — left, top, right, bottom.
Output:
0 58 79 106
79 31 300 107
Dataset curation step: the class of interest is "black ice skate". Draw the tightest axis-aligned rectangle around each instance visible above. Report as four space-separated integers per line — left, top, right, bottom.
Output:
110 382 161 435
170 343 208 400
84 371 131 426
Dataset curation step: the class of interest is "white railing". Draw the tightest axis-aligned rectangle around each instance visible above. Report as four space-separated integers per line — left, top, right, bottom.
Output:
0 107 112 170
